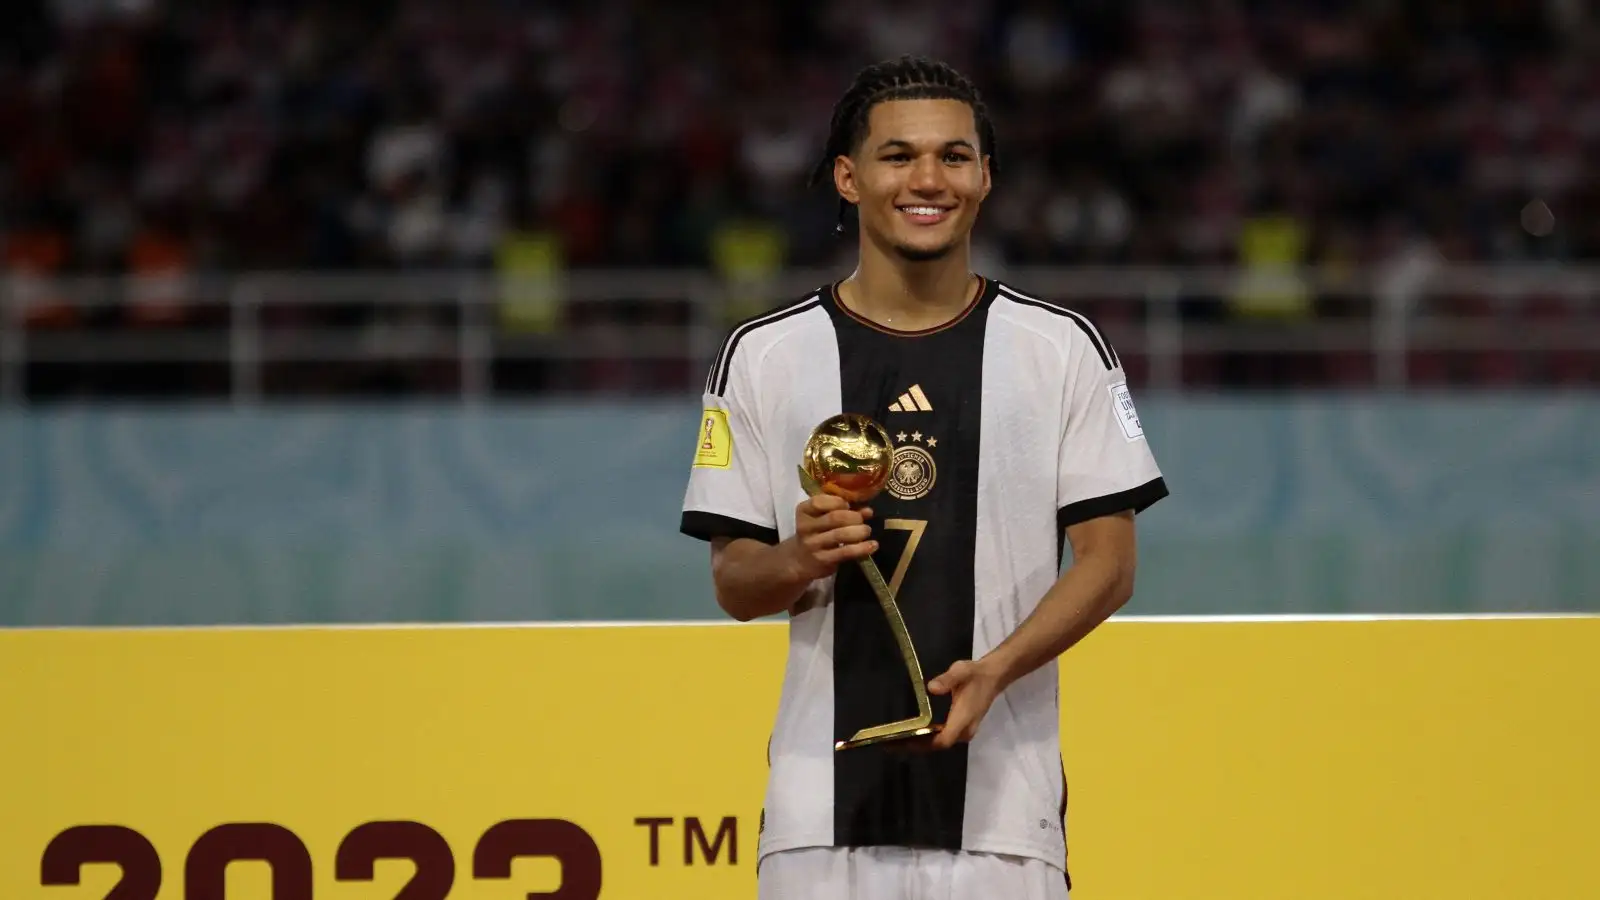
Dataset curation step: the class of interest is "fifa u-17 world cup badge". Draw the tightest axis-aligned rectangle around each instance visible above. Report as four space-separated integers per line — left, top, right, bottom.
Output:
1109 382 1144 441
695 408 732 468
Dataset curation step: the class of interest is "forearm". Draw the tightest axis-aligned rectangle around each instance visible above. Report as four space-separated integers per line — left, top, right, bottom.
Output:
710 537 814 622
981 549 1134 689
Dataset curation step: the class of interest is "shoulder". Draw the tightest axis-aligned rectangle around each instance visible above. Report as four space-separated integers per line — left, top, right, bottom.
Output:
703 290 830 397
989 279 1121 372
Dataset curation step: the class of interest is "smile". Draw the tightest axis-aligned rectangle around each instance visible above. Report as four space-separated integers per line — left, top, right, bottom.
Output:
897 205 953 225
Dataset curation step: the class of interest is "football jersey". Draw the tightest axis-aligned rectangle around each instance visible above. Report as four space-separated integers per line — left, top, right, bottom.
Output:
680 276 1168 879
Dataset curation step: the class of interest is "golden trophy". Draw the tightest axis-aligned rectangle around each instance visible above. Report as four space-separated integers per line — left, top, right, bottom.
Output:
798 413 941 751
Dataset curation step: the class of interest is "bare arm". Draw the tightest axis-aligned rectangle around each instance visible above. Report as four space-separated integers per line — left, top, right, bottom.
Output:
982 509 1138 688
925 509 1138 748
709 495 879 622
709 536 812 622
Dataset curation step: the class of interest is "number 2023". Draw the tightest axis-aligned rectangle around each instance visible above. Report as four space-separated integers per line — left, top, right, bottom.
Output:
41 819 602 900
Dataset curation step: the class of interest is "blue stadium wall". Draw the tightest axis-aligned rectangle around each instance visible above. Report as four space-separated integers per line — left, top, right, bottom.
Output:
2 395 1596 626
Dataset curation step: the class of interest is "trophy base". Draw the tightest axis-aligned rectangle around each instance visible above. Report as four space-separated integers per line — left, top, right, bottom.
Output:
835 723 943 752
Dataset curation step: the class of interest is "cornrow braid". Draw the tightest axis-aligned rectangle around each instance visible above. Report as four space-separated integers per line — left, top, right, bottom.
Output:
810 55 999 234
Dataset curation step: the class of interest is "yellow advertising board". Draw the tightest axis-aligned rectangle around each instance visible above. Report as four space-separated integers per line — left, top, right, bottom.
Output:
2 616 1596 899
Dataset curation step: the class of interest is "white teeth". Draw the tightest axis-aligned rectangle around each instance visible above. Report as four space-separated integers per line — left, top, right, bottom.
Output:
901 206 945 216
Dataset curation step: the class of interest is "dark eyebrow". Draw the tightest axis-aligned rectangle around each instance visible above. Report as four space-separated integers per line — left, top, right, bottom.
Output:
873 138 979 154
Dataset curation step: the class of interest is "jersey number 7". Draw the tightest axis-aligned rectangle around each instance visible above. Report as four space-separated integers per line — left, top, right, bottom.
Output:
881 519 928 599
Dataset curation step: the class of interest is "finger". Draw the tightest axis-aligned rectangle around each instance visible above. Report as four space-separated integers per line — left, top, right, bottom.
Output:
805 494 850 514
819 509 867 530
927 661 972 695
816 539 878 561
813 541 879 566
930 718 965 750
797 508 864 536
940 704 980 748
811 524 873 547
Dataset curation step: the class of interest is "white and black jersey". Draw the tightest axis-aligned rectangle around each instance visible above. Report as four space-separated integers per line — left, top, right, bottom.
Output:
680 277 1168 881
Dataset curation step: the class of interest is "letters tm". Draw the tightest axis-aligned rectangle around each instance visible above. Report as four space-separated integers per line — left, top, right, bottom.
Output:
634 816 739 866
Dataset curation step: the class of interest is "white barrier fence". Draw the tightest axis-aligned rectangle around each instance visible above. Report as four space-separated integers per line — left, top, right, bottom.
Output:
3 265 1597 400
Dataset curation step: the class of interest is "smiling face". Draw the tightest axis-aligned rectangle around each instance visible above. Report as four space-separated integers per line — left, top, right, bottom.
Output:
834 98 992 262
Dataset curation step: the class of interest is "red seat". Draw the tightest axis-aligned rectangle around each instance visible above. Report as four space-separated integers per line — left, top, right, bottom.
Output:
1435 292 1497 318
1518 293 1573 320
1474 350 1521 385
1118 352 1149 387
1327 352 1372 386
1550 350 1595 385
1180 352 1219 387
1406 351 1450 386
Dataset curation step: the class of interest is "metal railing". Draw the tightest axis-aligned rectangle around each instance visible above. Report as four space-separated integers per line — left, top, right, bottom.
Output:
2 264 1597 401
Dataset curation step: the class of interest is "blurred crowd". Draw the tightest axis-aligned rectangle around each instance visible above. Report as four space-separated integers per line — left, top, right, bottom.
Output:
1 0 1597 396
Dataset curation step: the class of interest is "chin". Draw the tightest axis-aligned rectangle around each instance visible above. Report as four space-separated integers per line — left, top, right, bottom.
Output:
891 239 959 262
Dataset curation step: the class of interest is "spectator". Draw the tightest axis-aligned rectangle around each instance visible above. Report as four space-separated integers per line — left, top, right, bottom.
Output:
1 0 1596 394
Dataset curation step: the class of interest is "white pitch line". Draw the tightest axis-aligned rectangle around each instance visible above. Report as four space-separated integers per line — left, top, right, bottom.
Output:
2 612 1596 635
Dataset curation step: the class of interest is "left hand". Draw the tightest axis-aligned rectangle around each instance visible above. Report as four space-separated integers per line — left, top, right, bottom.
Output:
925 659 1005 750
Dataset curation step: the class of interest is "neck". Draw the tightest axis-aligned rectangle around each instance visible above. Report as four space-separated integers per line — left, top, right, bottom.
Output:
840 241 977 331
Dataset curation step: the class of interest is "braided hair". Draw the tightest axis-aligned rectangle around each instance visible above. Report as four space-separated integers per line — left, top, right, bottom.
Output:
809 55 999 234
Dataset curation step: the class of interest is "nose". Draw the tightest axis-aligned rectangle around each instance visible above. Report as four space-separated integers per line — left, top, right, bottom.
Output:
908 155 945 195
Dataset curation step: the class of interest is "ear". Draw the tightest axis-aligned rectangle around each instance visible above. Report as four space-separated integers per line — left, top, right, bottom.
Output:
980 155 993 202
833 155 861 206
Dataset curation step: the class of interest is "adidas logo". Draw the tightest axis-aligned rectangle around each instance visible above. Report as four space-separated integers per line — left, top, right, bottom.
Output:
888 384 933 413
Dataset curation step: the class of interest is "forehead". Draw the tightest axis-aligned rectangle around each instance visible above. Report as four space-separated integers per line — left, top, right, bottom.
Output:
860 98 977 147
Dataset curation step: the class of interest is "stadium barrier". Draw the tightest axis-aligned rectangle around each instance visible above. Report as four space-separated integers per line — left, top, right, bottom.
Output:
4 264 1599 401
4 616 1595 899
2 397 1597 626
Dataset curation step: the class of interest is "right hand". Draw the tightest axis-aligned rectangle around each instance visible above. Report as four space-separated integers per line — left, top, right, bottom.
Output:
786 493 878 582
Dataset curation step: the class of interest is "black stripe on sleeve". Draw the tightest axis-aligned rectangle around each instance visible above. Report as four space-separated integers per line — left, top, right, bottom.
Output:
706 296 822 397
1057 476 1169 531
680 510 781 545
997 285 1118 370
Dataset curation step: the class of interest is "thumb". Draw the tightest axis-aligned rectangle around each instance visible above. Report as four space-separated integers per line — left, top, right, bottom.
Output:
928 660 975 695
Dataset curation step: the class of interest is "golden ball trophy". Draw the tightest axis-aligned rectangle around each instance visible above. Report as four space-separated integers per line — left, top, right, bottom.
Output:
798 413 942 751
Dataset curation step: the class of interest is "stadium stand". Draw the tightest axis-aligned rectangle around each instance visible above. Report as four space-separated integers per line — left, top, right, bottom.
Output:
1 0 1597 397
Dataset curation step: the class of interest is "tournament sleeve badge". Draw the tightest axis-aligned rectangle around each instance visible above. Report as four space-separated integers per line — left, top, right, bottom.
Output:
1109 382 1144 441
694 408 733 468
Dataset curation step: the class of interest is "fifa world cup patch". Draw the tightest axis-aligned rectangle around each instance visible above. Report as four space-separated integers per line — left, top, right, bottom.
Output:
694 408 733 468
1109 382 1144 441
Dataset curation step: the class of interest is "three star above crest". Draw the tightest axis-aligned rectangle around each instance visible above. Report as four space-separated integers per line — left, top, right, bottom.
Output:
895 431 935 447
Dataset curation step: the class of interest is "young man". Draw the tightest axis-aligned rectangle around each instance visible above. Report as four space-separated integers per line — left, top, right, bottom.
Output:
680 56 1168 899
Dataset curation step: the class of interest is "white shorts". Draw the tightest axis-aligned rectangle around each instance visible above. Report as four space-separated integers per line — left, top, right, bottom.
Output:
757 846 1070 900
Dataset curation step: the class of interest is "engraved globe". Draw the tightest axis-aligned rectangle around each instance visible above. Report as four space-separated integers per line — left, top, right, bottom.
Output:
801 413 895 504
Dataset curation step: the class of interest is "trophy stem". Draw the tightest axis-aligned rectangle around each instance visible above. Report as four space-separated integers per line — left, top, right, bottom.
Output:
856 553 933 720
798 466 939 751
